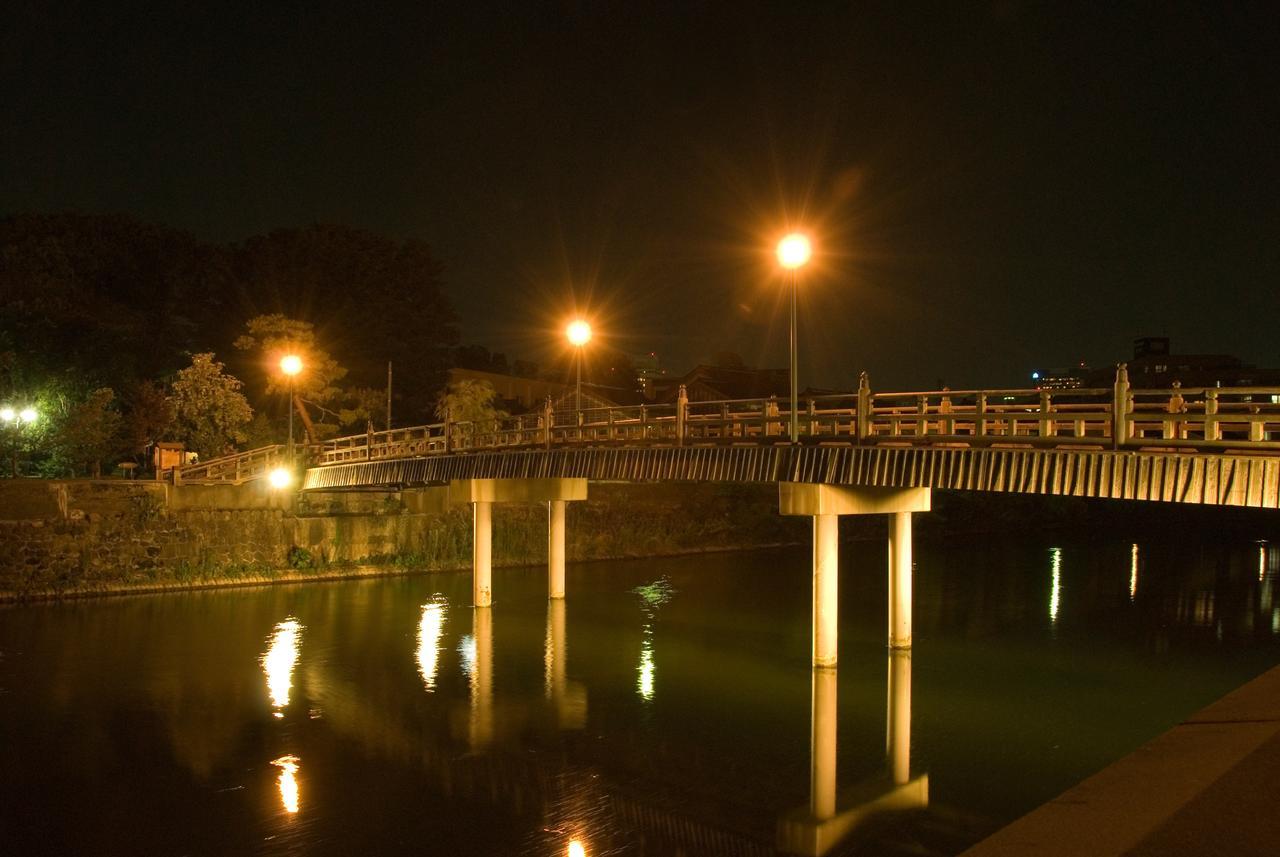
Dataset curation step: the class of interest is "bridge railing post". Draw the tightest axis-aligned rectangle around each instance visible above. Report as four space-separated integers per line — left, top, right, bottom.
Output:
543 397 553 449
1038 391 1054 438
916 395 929 436
676 384 688 447
975 392 987 438
1205 388 1220 441
856 372 870 443
444 409 453 454
1112 364 1130 449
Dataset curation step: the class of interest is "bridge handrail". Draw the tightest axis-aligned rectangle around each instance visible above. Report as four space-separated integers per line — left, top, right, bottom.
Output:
173 444 287 485
304 373 1280 467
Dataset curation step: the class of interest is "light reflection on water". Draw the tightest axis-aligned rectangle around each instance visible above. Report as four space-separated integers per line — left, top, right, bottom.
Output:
5 535 1280 856
271 755 300 815
416 598 447 691
262 617 302 717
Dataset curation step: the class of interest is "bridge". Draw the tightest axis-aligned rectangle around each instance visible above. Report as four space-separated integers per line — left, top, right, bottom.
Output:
167 364 1279 852
173 364 1280 669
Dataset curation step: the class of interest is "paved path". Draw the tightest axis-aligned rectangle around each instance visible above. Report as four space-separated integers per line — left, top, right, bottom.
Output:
962 664 1280 856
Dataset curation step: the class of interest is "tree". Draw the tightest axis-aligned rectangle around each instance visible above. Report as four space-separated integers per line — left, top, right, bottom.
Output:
120 380 174 460
55 388 124 478
234 314 351 440
168 354 253 460
435 380 507 444
232 225 458 421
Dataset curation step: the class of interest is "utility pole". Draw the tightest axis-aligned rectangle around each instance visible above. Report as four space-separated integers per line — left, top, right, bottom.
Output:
386 361 393 431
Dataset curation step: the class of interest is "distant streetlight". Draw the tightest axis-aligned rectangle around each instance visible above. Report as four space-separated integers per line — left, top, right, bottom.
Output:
280 355 303 458
1 405 38 477
566 320 592 414
777 232 812 442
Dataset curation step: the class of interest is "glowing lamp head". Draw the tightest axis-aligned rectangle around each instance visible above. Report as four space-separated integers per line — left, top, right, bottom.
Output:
568 840 587 857
566 320 592 348
18 407 36 423
776 233 812 270
268 467 293 489
0 407 14 423
280 355 303 376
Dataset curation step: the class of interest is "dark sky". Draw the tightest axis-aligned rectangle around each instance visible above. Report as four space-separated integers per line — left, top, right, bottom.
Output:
4 1 1278 390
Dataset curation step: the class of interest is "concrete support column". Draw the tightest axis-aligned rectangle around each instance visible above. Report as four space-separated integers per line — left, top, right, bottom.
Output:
473 501 493 607
548 499 567 599
888 511 913 649
811 666 838 820
887 650 912 785
813 514 840 668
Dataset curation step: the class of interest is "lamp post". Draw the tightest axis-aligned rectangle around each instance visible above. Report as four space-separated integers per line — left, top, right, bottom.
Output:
280 355 302 461
1 406 38 478
566 319 592 417
777 232 812 442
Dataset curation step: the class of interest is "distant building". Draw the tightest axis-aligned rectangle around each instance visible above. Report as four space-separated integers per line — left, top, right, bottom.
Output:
1083 337 1280 388
1030 364 1089 390
650 362 790 403
446 367 569 411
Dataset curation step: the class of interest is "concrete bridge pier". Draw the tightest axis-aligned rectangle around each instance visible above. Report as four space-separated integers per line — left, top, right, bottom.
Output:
780 484 932 665
450 478 589 607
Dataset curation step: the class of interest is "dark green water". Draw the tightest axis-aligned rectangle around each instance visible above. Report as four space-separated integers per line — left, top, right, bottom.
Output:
3 530 1280 856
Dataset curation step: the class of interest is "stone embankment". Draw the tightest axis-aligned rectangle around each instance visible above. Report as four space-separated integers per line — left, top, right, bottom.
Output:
0 479 802 600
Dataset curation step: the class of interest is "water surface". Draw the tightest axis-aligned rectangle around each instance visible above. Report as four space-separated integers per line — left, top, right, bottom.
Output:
3 530 1279 856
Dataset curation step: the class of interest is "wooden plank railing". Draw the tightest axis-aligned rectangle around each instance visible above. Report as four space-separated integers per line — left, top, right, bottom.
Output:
207 369 1280 477
173 444 288 485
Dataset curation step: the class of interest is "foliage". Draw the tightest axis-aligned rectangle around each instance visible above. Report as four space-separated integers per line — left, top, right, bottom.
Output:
232 225 458 422
121 380 174 458
434 379 507 430
167 353 253 460
53 387 124 478
287 547 315 570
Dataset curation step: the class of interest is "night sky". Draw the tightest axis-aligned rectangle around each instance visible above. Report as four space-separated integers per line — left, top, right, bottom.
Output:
4 1 1278 390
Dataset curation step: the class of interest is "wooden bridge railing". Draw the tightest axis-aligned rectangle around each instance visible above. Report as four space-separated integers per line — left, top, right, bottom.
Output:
287 365 1280 469
173 444 288 485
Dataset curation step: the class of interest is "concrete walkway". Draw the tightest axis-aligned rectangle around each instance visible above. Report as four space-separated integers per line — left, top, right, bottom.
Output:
962 664 1280 856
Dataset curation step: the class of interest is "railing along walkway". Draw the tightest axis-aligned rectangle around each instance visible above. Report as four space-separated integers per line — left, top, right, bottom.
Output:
173 444 288 485
311 367 1280 466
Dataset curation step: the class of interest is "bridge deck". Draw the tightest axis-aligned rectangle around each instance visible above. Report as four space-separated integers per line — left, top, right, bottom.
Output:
302 444 1280 509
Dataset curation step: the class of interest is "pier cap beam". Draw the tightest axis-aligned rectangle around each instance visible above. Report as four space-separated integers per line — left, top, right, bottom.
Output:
449 478 588 505
779 484 931 517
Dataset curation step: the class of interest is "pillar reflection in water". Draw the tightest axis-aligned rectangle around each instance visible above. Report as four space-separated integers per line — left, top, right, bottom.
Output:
543 599 588 729
886 650 911 786
262 618 302 718
810 667 838 819
1130 544 1139 602
1049 548 1062 625
416 597 448 691
780 651 926 856
270 755 300 815
469 607 493 748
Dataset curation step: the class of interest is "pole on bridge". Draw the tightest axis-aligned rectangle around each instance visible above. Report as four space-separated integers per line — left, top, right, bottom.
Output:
857 371 871 443
676 384 688 446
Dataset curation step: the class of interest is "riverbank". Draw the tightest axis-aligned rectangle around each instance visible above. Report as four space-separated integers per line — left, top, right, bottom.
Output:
0 479 805 601
962 661 1280 856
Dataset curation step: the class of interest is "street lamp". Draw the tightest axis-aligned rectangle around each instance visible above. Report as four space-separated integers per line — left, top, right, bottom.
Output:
1 405 38 477
566 319 592 415
280 355 302 459
777 232 812 442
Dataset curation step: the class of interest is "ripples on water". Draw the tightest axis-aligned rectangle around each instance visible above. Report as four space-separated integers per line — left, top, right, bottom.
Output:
3 533 1280 856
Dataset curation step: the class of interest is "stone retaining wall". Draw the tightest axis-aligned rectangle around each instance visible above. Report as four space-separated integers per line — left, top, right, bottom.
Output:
0 479 802 599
